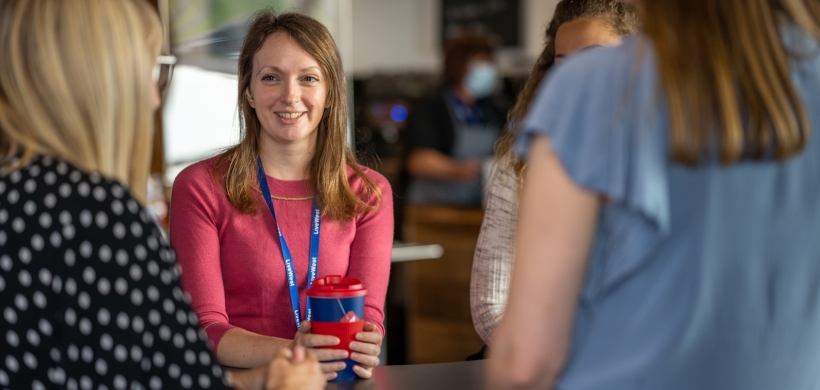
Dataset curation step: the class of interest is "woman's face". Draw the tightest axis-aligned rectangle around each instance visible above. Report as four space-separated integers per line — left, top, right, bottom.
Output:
245 31 329 149
554 17 622 63
461 53 497 99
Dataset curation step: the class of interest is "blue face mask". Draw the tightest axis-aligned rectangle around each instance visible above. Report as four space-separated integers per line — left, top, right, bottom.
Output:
463 63 498 99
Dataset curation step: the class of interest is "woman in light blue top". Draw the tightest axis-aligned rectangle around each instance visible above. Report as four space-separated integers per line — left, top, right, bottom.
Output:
488 0 820 389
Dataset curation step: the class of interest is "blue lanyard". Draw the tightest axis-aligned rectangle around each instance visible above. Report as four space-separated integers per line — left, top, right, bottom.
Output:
256 157 320 331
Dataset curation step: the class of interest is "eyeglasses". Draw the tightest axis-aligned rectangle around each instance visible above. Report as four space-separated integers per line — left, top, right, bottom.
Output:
153 55 177 95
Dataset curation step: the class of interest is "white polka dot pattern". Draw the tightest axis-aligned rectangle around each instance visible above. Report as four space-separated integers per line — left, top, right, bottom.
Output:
1 157 229 389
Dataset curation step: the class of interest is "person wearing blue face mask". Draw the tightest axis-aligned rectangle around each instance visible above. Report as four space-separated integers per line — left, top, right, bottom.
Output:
405 33 507 207
463 62 499 100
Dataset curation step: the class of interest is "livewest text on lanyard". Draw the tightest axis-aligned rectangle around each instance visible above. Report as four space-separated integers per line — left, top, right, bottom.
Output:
256 157 320 331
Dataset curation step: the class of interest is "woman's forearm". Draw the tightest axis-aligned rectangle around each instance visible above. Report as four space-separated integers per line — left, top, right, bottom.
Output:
217 328 294 369
488 136 599 389
406 148 479 180
471 162 520 344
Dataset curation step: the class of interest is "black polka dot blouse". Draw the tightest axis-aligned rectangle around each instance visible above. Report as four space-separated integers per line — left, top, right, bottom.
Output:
0 156 232 389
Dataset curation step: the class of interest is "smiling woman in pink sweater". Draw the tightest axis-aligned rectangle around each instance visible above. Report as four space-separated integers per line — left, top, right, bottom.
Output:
169 11 392 381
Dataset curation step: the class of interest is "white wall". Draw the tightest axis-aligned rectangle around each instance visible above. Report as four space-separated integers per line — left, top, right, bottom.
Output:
523 0 560 59
351 0 440 75
350 0 560 76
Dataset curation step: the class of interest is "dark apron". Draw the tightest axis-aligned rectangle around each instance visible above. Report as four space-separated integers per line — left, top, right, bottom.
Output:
407 98 498 206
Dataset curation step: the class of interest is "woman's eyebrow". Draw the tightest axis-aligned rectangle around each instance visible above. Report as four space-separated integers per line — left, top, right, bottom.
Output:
256 65 320 75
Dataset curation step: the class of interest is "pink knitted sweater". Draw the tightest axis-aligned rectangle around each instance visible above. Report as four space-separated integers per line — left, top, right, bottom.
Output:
169 157 393 352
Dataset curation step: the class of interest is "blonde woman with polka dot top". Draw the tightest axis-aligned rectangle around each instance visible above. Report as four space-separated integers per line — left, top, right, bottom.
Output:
0 0 324 389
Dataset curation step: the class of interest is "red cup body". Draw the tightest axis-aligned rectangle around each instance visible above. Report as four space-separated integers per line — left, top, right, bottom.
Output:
307 275 367 382
312 320 364 354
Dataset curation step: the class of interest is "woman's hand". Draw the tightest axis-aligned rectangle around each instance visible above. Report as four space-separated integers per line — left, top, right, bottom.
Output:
265 345 326 390
348 321 382 379
292 320 349 380
230 345 325 390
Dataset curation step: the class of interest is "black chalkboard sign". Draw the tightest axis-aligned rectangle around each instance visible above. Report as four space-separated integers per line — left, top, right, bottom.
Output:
442 0 521 48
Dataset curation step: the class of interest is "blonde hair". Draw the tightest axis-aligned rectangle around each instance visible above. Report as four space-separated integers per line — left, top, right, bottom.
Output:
216 11 381 220
642 0 820 164
0 0 162 203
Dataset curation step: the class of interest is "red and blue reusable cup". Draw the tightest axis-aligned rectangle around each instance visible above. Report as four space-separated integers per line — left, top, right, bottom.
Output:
307 275 366 382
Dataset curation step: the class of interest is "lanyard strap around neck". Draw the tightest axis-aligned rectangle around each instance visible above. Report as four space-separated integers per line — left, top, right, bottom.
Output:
255 157 320 330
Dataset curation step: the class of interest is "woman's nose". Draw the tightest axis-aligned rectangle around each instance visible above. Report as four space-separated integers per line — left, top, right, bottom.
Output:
281 79 300 105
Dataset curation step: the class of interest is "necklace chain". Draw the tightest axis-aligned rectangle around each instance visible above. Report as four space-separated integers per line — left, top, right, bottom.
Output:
270 194 313 201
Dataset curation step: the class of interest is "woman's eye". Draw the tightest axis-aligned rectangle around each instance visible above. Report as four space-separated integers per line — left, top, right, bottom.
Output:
262 75 276 81
304 76 319 82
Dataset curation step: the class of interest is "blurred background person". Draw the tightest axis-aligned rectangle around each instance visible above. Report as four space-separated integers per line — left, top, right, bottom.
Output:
170 11 392 380
405 33 507 207
470 0 639 354
0 0 324 389
489 0 820 388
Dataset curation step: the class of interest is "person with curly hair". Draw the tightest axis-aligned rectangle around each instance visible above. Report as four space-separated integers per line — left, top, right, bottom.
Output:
470 0 639 349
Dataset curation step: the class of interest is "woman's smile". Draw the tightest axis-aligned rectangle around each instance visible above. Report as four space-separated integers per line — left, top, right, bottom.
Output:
276 111 306 120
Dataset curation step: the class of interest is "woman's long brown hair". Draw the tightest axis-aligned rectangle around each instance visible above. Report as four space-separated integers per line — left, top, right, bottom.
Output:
643 0 820 165
215 11 381 220
494 0 639 186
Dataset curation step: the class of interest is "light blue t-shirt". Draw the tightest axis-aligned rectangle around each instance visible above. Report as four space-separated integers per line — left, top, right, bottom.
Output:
517 32 820 389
